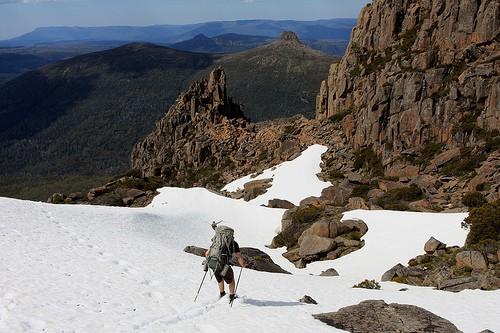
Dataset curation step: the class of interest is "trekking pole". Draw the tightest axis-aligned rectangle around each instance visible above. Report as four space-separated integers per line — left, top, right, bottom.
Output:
194 269 208 302
231 266 243 307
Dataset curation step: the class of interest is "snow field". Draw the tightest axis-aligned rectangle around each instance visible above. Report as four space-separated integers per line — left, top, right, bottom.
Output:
1 144 499 332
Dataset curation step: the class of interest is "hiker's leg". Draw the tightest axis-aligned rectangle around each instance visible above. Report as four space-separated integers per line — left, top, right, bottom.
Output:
215 274 225 293
218 281 225 293
225 267 235 294
229 279 235 294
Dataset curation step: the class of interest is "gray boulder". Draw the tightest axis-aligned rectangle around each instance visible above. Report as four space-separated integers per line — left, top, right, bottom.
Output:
313 300 463 333
267 199 295 209
319 268 339 277
299 235 336 257
299 295 317 304
456 251 488 270
424 237 447 254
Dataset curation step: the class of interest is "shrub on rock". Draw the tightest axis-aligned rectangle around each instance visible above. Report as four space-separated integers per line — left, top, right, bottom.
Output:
353 279 381 289
462 191 487 208
464 199 500 245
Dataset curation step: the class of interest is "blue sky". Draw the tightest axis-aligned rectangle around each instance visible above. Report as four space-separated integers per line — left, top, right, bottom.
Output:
0 0 370 40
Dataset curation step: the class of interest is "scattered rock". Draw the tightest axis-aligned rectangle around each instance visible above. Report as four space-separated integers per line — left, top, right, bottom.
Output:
267 199 295 209
424 237 447 254
319 268 339 277
47 193 66 204
243 178 273 201
313 300 463 333
299 295 317 305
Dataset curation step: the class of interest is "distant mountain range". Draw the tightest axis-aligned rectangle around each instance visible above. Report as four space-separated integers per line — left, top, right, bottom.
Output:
0 33 336 200
0 19 356 46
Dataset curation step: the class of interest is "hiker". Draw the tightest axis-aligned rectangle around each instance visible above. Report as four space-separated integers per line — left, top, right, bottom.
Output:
204 223 247 303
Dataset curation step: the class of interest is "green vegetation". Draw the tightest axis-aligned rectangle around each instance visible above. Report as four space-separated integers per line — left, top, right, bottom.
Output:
0 40 335 200
353 146 384 177
462 192 487 208
392 276 409 284
344 231 362 241
476 183 491 192
375 185 423 211
463 199 500 245
411 142 444 166
350 184 370 199
291 205 323 224
353 279 381 290
441 148 487 177
328 170 345 181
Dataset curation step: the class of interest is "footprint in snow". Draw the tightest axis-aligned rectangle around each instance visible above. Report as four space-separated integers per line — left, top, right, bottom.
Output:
142 280 160 287
144 291 164 300
113 260 129 266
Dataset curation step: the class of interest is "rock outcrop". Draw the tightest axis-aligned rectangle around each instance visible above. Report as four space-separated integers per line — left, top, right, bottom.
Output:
316 0 500 204
130 67 348 191
381 237 500 292
313 300 463 333
270 194 368 268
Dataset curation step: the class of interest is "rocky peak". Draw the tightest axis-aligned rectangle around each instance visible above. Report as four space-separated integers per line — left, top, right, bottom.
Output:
280 31 302 44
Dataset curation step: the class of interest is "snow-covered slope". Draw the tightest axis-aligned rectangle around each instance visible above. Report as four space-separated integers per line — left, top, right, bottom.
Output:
1 145 499 333
222 144 331 206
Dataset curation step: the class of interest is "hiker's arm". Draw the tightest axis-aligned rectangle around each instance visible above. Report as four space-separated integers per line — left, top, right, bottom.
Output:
235 252 247 267
204 249 208 257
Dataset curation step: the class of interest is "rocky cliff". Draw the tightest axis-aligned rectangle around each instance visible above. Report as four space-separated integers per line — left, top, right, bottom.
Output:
317 0 499 147
316 0 499 203
131 67 346 189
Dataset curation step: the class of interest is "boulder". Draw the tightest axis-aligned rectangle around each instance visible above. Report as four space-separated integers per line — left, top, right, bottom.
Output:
342 219 368 235
381 263 408 281
48 193 66 204
298 220 330 244
479 274 500 290
267 199 295 209
326 248 344 260
299 295 317 305
455 251 488 270
424 237 447 254
347 197 369 210
334 236 361 248
319 268 339 277
90 192 124 206
282 248 301 262
299 196 324 208
299 235 336 257
243 178 273 201
438 277 480 292
67 192 83 201
313 300 463 333
321 184 352 206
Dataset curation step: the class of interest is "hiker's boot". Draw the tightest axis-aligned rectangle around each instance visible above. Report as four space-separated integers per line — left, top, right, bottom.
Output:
219 291 226 299
229 294 237 303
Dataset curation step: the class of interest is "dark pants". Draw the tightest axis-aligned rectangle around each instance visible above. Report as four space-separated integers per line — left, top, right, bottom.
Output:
214 265 234 284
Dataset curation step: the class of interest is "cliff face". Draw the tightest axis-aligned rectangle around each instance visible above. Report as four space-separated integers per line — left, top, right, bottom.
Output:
317 0 499 153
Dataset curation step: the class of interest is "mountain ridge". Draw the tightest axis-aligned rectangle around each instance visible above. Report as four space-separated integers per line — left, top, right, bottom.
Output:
1 19 357 46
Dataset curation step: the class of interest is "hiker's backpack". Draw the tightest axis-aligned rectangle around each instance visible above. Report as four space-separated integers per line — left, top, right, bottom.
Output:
205 225 235 274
